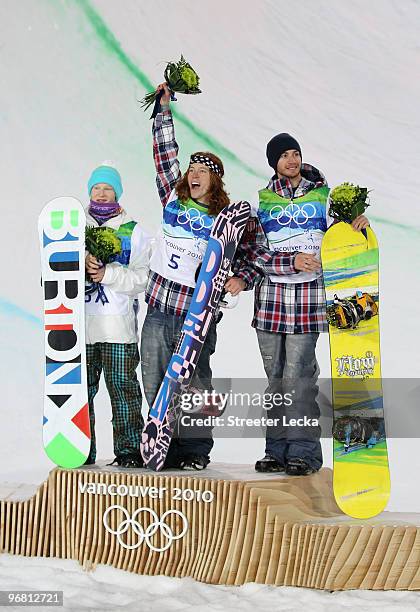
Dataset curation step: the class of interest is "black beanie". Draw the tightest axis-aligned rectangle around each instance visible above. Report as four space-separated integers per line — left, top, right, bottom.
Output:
266 133 302 170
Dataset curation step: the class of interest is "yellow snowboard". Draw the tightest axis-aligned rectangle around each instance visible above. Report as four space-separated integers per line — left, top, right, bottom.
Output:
321 222 390 519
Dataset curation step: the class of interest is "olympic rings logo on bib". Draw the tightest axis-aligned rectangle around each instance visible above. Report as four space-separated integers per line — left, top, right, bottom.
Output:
103 505 189 552
270 202 317 227
177 205 213 232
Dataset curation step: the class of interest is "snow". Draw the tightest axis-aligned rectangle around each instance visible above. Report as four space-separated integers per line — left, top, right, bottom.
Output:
1 0 420 605
1 554 420 612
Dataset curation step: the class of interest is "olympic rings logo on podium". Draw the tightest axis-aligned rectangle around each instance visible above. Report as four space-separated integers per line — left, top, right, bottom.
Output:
177 205 213 231
103 505 189 552
270 202 316 226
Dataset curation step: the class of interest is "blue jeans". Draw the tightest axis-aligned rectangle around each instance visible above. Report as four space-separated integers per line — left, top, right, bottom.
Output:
140 305 216 466
256 329 323 470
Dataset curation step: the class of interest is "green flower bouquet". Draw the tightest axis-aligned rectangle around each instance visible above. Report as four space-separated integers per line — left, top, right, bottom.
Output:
141 55 201 117
85 226 122 302
329 183 370 222
85 226 122 263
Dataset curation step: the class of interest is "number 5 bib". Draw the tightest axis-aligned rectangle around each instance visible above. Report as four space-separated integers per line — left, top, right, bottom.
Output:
150 191 214 287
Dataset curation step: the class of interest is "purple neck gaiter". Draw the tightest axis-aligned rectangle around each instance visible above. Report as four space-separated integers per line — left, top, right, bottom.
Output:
89 200 121 225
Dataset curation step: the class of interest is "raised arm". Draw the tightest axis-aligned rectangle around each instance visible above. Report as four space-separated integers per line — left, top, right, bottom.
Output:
152 82 181 207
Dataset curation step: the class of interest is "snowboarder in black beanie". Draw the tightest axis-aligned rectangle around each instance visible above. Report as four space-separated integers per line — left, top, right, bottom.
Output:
266 133 302 172
230 125 371 479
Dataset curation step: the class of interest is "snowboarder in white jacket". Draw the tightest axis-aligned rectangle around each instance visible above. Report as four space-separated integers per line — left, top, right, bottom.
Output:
85 163 152 468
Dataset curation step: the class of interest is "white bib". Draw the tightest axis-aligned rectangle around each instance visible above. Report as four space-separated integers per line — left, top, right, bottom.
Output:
150 192 214 287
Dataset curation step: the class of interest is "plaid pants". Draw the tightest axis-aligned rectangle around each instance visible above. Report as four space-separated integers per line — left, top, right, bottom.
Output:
86 343 143 461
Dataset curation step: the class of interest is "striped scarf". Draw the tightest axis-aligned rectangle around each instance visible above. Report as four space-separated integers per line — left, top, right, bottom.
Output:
89 200 121 225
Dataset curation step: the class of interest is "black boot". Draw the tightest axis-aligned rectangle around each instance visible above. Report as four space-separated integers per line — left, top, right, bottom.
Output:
285 458 317 476
255 454 285 473
178 455 209 471
83 452 96 466
108 455 144 469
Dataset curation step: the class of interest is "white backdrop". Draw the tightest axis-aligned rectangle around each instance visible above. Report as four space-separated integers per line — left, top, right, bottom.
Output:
1 0 419 511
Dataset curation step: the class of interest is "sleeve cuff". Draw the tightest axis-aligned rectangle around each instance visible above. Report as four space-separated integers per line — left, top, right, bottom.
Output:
160 108 172 120
235 269 257 290
153 108 171 129
101 263 117 285
254 250 298 275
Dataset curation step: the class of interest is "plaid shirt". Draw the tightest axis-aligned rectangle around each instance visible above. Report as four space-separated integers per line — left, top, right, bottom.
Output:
234 165 329 334
145 109 197 316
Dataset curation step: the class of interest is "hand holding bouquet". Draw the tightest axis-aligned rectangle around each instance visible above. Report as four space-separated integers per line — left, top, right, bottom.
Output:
85 226 122 301
141 55 201 118
329 183 370 223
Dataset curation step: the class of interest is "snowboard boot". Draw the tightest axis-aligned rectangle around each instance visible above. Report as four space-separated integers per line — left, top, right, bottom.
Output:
285 458 317 476
108 455 144 469
83 454 96 466
255 454 285 473
178 455 209 471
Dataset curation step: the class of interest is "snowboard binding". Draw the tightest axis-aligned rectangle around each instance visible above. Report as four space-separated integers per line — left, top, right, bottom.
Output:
327 291 378 329
333 416 384 452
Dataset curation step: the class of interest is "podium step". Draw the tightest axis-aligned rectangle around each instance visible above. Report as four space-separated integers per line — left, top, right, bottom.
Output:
0 464 419 590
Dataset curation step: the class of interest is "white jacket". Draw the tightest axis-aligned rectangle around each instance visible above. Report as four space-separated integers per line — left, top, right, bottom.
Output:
85 209 152 344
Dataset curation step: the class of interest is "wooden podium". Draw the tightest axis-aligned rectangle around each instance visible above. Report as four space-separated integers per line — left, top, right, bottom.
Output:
1 464 419 590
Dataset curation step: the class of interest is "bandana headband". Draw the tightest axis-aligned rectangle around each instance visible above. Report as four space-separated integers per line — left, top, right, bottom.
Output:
189 154 223 177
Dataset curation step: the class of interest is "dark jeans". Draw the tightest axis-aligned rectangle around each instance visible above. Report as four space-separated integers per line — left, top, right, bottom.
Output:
140 305 216 466
256 329 323 470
